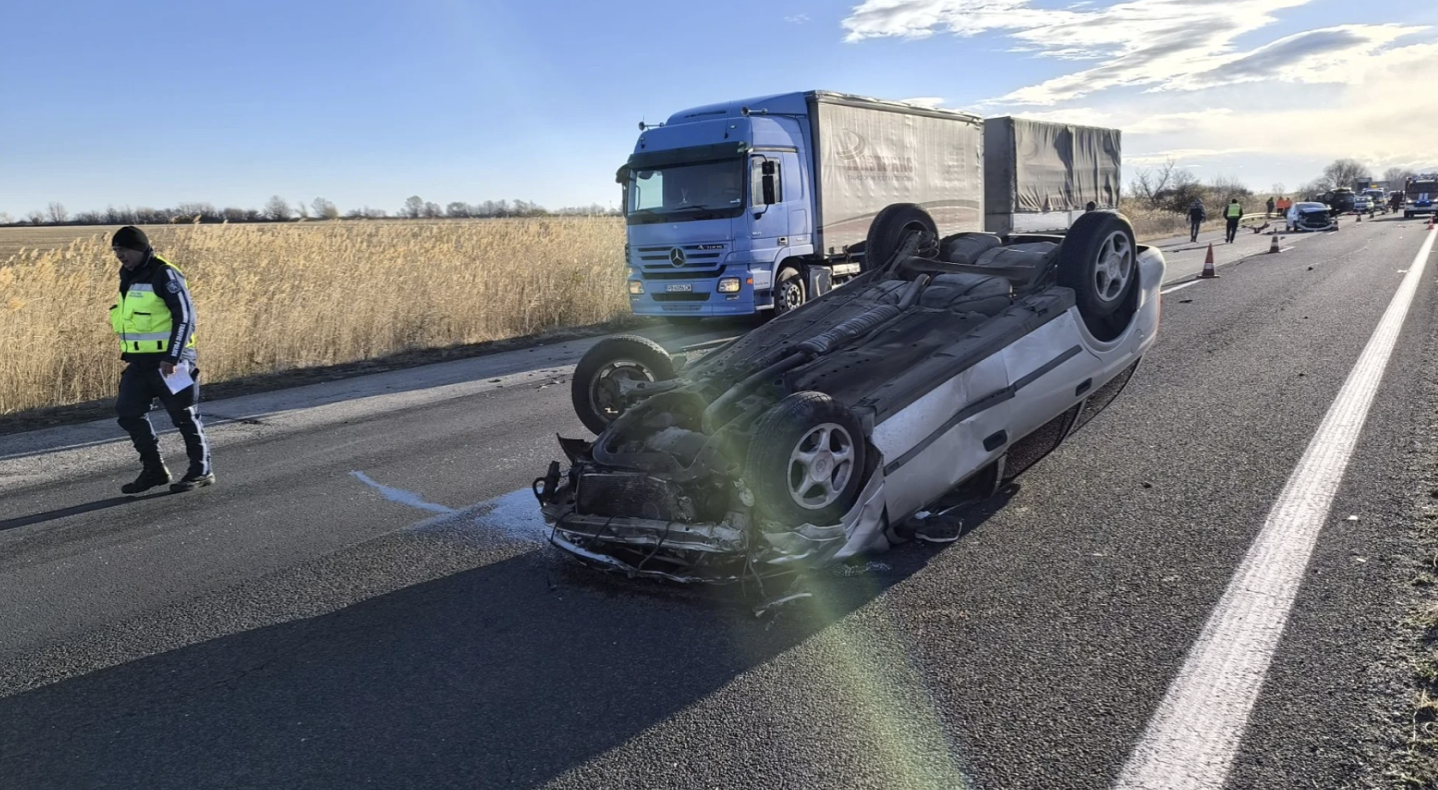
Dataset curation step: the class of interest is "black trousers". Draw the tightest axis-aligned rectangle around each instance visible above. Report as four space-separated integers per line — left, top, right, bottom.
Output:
116 361 212 476
1189 218 1202 242
1225 217 1240 243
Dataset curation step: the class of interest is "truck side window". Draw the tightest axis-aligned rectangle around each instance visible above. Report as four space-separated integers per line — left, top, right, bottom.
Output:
751 157 782 207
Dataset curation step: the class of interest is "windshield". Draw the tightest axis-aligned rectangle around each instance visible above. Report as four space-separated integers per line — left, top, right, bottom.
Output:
627 158 745 225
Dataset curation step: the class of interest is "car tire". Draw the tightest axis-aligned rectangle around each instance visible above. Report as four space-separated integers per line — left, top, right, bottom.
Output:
863 203 938 273
1057 210 1139 327
746 391 867 526
571 335 675 435
774 266 806 315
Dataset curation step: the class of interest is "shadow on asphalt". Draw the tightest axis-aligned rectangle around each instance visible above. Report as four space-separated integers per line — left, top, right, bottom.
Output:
0 486 1016 789
0 493 173 531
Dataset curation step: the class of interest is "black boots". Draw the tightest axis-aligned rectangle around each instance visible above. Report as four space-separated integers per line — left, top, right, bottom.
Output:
121 459 171 495
170 471 216 493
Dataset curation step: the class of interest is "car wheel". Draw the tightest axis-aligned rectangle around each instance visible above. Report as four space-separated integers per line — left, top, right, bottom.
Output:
1057 211 1138 327
774 267 806 315
863 203 938 273
571 335 675 435
746 391 867 526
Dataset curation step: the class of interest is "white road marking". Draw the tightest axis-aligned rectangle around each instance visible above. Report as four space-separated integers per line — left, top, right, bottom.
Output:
350 471 457 514
1160 281 1202 295
1114 228 1438 790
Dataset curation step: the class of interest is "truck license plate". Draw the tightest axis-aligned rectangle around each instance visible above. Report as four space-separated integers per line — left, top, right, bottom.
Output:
666 284 693 293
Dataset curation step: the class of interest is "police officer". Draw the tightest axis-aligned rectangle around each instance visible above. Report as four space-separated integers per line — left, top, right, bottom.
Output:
109 226 214 494
1224 198 1243 244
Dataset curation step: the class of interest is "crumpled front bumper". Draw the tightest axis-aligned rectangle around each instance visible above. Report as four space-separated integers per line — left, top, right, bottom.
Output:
540 468 893 584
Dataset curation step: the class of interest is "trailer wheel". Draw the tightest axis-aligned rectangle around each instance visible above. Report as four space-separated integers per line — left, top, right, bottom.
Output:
863 204 938 273
1057 211 1138 331
571 335 675 435
746 391 867 526
774 266 806 315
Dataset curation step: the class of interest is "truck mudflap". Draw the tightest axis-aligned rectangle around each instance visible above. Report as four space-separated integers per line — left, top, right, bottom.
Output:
541 466 893 584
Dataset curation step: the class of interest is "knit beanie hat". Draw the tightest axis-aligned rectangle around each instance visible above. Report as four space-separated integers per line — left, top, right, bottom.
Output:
111 226 150 252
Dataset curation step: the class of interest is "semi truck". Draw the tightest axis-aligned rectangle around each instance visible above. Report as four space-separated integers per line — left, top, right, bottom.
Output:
616 90 1121 321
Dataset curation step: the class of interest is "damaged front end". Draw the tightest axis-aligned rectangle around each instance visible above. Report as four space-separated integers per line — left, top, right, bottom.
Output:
534 380 894 585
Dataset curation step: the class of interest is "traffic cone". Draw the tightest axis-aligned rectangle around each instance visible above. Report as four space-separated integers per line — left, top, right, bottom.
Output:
1429 214 1434 231
1269 234 1281 254
1357 212 1362 223
1199 243 1219 278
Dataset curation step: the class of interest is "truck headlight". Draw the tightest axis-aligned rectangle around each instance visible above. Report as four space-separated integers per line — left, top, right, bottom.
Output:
718 277 741 293
628 280 644 295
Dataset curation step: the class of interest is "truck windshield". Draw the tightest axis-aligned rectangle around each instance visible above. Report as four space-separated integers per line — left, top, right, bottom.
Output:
627 158 746 225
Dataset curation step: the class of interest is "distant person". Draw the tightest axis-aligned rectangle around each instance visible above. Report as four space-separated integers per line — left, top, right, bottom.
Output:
109 226 215 495
1187 199 1206 242
1085 201 1096 213
1224 198 1243 244
1266 196 1276 217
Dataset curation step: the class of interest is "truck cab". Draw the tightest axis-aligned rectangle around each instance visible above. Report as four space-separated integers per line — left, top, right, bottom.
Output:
618 94 822 322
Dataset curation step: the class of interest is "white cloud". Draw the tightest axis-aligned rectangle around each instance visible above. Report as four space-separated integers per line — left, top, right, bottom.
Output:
841 0 1427 105
785 13 811 24
899 96 947 108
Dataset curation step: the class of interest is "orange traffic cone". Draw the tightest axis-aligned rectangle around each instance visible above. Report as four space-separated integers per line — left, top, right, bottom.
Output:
1428 214 1434 231
1199 243 1219 278
1269 234 1281 254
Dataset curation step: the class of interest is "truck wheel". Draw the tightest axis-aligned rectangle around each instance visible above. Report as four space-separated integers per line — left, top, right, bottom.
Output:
1057 211 1138 328
774 267 806 315
863 204 938 273
571 335 675 435
745 391 867 526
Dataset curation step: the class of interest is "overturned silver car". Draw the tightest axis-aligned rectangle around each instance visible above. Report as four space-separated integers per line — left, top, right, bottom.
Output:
533 205 1165 584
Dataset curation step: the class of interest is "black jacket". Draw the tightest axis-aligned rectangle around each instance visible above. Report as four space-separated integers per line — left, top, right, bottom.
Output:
118 252 197 366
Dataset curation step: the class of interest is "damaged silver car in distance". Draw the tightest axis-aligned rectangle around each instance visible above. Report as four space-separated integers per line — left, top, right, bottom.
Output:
532 205 1166 584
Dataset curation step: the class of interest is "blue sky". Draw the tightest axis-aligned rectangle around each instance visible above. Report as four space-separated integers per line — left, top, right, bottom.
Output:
3 0 1434 219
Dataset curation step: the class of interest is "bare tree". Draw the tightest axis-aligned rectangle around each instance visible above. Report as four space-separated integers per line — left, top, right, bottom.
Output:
446 201 471 218
312 197 339 220
295 200 310 220
0 212 13 225
264 195 292 221
1270 183 1285 197
422 201 443 219
1383 167 1417 189
26 210 46 225
1130 158 1179 210
1320 159 1369 192
402 195 425 219
46 202 68 224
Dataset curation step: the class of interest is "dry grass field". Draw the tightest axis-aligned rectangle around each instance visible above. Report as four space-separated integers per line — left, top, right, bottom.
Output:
0 206 1223 417
0 218 628 415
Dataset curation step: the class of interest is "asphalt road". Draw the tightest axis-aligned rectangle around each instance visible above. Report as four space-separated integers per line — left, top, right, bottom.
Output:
0 212 1433 789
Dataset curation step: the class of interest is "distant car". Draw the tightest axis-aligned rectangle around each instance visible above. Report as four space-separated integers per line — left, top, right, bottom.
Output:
536 206 1164 583
1354 195 1373 213
1328 189 1357 214
1287 201 1337 232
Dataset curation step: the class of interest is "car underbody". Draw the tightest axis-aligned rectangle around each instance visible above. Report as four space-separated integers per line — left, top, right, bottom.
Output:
534 207 1164 585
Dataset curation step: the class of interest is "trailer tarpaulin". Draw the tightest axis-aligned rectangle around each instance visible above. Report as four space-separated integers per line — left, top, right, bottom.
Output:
812 94 984 253
985 117 1121 214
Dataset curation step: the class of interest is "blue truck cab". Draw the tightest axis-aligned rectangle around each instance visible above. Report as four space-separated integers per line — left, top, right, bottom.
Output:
619 93 827 321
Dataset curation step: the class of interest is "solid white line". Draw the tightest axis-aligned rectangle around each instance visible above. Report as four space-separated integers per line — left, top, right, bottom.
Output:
1161 281 1202 295
1114 228 1438 790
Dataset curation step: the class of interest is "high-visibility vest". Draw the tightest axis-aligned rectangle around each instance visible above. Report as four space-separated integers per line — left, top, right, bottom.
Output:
109 257 197 355
1225 203 1243 219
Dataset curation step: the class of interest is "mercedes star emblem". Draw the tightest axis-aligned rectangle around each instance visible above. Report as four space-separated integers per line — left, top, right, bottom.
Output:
670 248 686 266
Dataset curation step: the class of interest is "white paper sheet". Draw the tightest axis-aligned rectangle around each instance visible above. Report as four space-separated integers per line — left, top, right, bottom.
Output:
162 362 194 394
